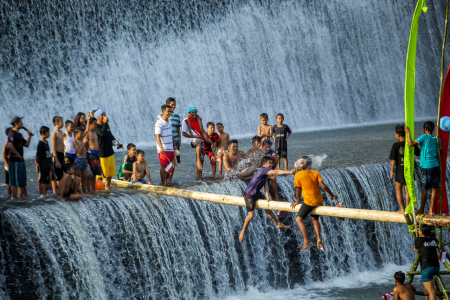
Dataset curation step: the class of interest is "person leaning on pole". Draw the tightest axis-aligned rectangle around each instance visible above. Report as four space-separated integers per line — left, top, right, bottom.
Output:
93 109 123 191
7 116 33 199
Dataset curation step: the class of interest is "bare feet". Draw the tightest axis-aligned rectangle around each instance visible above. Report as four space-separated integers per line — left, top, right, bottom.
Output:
197 160 203 171
277 223 289 229
415 209 424 215
239 231 245 243
317 239 323 249
273 195 280 202
427 210 435 216
396 209 405 214
300 241 312 252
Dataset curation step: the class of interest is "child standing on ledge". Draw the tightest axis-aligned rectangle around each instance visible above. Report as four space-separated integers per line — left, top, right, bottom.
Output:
258 113 272 146
389 125 420 213
272 113 292 170
405 122 442 216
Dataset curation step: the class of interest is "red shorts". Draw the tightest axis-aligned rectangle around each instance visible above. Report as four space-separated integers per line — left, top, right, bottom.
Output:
158 151 174 167
204 150 216 165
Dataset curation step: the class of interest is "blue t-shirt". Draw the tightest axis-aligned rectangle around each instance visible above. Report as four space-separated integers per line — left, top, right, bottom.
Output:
245 167 271 197
263 149 275 156
416 134 441 169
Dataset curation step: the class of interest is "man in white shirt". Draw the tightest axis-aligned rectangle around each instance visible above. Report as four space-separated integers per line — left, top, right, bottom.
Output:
155 105 177 185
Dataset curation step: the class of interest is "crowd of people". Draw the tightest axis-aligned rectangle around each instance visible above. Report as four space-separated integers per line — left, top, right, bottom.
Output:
1 98 445 299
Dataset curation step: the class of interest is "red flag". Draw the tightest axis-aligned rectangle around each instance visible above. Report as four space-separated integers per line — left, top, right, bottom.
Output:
433 63 450 214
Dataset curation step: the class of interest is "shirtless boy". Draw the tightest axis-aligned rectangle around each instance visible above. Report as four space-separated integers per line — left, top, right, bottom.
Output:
3 127 12 197
239 156 295 242
204 122 220 177
84 117 102 194
51 116 65 185
59 163 85 200
258 113 272 145
246 135 262 156
73 127 89 194
216 123 230 175
132 150 153 185
393 271 415 300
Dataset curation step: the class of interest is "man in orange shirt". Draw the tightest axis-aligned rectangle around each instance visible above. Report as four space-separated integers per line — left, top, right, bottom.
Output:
290 156 338 251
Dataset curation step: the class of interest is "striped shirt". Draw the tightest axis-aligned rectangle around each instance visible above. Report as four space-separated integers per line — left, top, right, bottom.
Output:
155 118 174 152
157 112 181 144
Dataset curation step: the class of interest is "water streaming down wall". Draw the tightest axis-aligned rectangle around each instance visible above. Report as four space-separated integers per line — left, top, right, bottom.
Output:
1 162 446 299
0 0 448 150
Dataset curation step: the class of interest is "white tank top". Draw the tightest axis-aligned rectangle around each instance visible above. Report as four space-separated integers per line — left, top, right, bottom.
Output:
64 132 76 154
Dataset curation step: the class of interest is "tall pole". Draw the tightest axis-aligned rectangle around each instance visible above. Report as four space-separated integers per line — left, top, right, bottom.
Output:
436 0 450 249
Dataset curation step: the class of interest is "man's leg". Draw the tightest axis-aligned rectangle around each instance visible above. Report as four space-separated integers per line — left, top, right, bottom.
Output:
160 166 166 185
395 182 405 213
212 163 216 177
429 188 438 215
10 186 18 199
196 145 202 171
284 158 288 170
7 185 11 197
265 210 289 228
218 160 223 175
423 279 437 300
311 216 322 248
269 175 280 201
70 177 83 200
105 177 112 190
277 157 281 170
239 211 254 242
416 190 427 215
295 216 312 251
167 167 174 183
404 184 410 207
18 187 28 198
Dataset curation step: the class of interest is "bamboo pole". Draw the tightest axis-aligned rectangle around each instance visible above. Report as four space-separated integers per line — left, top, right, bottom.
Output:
111 179 450 227
436 0 450 249
436 274 449 300
407 271 450 275
407 255 420 284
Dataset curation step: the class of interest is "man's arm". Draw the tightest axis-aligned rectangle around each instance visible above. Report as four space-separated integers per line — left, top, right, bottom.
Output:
223 154 232 172
177 127 182 145
172 136 177 150
155 134 165 155
24 131 32 147
2 143 8 170
393 287 400 300
267 169 295 176
319 181 338 201
35 155 40 173
182 132 200 139
404 126 419 147
7 142 22 161
132 162 137 182
390 160 395 179
145 163 153 185
290 187 302 208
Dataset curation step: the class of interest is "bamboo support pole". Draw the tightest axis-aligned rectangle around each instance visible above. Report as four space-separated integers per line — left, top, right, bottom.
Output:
406 271 450 275
437 274 449 300
111 180 450 227
408 255 420 284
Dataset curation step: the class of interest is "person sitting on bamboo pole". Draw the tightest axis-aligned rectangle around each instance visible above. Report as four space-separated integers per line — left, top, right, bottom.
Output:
414 223 439 300
239 156 295 243
393 271 415 300
290 156 338 251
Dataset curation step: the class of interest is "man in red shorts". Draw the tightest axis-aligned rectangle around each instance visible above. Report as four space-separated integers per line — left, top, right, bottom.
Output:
155 104 177 186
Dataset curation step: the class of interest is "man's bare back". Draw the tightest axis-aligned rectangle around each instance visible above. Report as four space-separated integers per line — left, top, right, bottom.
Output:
394 283 415 300
217 132 229 150
52 129 64 153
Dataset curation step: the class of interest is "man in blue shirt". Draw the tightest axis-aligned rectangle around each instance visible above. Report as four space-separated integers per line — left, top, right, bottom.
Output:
157 97 182 182
405 121 442 215
239 156 295 242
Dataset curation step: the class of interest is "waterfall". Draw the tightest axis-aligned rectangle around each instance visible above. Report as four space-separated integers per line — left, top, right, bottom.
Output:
1 162 444 299
0 0 448 150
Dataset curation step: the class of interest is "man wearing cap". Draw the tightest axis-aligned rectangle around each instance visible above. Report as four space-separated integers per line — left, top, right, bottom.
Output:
7 116 33 199
182 106 211 180
93 109 123 191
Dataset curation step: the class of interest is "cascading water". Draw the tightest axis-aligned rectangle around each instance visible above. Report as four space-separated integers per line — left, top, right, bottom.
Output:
1 162 446 299
0 0 448 150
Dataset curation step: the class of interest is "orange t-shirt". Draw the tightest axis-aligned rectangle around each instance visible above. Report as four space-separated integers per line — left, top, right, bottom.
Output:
294 170 323 206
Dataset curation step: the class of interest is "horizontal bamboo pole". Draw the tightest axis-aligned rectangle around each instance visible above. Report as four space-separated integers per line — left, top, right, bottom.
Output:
407 271 450 275
111 179 450 228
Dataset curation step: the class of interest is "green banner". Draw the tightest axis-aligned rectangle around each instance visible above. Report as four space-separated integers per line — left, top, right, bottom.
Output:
405 0 427 214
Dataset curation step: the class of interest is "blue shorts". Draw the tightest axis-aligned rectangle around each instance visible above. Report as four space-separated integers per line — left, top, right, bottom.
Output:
74 157 88 171
421 266 440 282
135 179 148 184
421 166 440 190
9 161 27 187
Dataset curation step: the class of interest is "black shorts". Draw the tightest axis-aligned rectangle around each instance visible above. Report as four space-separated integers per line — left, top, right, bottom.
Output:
421 166 440 190
63 186 74 199
297 203 319 219
39 166 51 184
54 152 65 181
244 193 261 212
5 170 9 185
275 147 287 158
122 173 132 181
